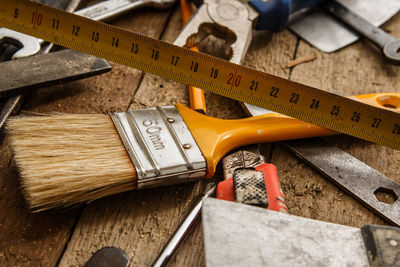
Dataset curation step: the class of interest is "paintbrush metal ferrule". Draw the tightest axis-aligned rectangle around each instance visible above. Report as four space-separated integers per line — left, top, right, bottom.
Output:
110 106 207 189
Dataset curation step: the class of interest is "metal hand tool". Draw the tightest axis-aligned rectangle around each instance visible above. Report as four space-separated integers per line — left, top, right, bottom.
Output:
175 0 330 119
218 145 287 212
284 138 400 226
289 0 400 53
0 49 111 98
202 198 400 267
0 0 177 59
324 1 400 64
175 0 326 64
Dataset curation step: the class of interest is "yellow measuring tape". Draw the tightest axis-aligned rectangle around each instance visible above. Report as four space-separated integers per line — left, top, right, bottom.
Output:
1 0 400 149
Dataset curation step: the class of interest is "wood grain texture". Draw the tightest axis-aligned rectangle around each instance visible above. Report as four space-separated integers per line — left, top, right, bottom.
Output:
0 136 80 266
2 2 400 267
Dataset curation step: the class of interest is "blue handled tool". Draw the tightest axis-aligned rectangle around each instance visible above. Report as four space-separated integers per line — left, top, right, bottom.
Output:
249 0 327 31
190 0 327 31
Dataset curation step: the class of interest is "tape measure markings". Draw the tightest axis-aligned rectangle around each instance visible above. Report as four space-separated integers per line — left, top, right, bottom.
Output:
1 0 400 149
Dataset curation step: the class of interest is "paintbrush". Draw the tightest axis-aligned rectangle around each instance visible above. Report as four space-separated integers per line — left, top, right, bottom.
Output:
7 93 399 211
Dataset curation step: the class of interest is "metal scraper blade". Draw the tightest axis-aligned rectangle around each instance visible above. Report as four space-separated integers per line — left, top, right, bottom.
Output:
289 0 400 52
202 198 370 267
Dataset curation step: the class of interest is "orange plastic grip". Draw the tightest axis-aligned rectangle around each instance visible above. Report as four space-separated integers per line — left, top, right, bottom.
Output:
216 163 288 212
256 164 288 213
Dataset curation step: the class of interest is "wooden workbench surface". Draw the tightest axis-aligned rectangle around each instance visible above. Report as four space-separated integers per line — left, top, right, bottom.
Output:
1 2 400 266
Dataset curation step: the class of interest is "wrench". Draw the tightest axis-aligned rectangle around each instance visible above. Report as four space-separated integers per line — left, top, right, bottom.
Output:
325 1 400 64
0 0 177 59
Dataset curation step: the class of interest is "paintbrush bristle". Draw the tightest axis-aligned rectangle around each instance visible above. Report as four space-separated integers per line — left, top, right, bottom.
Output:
7 114 137 211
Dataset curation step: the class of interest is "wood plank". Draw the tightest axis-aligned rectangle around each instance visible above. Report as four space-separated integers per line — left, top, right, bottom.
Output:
0 7 173 267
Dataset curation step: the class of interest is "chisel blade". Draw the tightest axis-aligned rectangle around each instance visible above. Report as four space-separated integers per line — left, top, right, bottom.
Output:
0 49 111 98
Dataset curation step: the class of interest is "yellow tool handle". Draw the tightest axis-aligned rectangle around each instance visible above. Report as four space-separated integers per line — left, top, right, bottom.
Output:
177 93 400 176
187 46 207 113
2 0 400 150
180 0 207 113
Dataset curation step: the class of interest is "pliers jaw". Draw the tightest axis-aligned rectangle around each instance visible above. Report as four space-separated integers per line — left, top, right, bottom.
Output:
174 0 259 64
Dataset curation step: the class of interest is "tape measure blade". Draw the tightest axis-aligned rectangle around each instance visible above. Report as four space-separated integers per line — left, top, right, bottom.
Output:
1 0 400 150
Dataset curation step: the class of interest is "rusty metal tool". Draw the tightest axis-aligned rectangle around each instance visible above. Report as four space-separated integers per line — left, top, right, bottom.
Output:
0 49 111 98
284 138 400 226
323 1 400 64
202 198 400 267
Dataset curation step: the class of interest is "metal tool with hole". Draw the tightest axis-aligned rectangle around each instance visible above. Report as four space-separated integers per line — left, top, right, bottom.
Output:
284 138 400 226
324 1 400 64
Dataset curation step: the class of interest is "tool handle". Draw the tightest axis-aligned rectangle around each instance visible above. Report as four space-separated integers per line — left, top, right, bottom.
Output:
180 0 207 113
248 0 327 31
217 164 288 212
256 164 287 212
